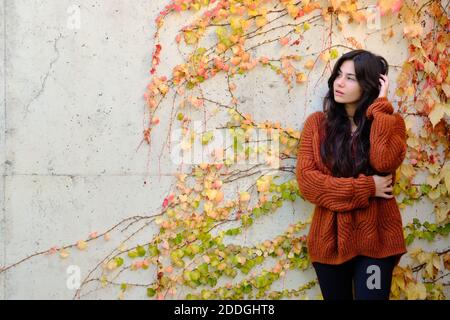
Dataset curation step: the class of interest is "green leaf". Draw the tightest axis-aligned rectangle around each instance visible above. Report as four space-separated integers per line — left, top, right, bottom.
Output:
225 227 242 236
191 270 201 281
198 263 209 275
207 276 217 287
242 214 253 227
252 207 261 217
420 184 431 194
422 231 434 241
136 245 146 257
148 245 160 257
255 256 264 264
330 48 339 60
115 257 124 267
240 266 250 274
175 233 183 245
186 81 195 90
438 223 450 236
201 131 214 145
147 288 156 297
128 251 138 259
255 276 267 288
262 201 272 212
405 233 415 246
242 283 252 294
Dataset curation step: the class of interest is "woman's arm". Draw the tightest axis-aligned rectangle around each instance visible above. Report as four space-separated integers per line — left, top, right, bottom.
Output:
296 112 376 212
366 97 407 173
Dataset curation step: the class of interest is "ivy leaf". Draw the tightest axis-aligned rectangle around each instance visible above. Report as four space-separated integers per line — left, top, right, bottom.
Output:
405 233 415 246
76 240 88 251
147 288 156 297
330 48 339 60
428 103 449 128
255 16 268 27
378 0 404 16
239 191 250 202
304 59 314 70
422 231 434 241
183 30 199 45
136 245 146 257
115 257 124 267
59 248 70 259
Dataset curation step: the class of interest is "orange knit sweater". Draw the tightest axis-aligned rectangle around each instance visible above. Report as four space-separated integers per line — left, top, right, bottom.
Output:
296 97 408 266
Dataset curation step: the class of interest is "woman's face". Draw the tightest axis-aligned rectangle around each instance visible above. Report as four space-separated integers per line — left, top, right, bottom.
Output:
333 60 362 105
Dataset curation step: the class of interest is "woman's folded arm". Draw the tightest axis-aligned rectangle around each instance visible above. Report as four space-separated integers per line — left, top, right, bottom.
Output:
296 112 376 212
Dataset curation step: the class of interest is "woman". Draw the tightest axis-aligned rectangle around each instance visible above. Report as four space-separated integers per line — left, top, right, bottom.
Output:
295 49 408 300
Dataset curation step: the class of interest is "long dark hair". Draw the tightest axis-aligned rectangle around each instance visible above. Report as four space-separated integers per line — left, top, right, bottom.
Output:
319 50 388 178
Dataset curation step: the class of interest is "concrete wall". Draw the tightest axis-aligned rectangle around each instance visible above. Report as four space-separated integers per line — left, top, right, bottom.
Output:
0 0 447 299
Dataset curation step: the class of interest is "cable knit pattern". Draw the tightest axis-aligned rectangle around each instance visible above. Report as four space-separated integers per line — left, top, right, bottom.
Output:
296 97 408 265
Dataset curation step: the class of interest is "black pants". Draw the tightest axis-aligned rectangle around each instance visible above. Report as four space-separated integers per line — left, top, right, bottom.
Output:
312 255 398 300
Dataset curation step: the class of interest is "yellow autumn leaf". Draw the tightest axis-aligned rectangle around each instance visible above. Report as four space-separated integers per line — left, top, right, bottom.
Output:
442 83 450 98
320 50 330 62
428 103 449 127
392 273 405 291
204 201 213 213
304 59 314 70
230 17 243 34
331 0 342 10
294 25 303 34
406 282 427 300
403 23 423 38
255 16 268 27
183 30 199 45
101 275 108 288
247 8 258 17
118 243 127 252
443 253 450 270
443 161 450 194
406 136 420 148
378 0 392 16
400 163 415 179
59 248 70 259
256 177 271 193
106 260 118 271
214 191 224 203
427 187 441 200
426 161 441 175
330 48 339 60
404 115 415 131
424 60 438 75
239 191 250 202
77 240 88 251
423 253 439 279
295 72 306 84
426 174 441 188
287 5 299 18
205 189 218 201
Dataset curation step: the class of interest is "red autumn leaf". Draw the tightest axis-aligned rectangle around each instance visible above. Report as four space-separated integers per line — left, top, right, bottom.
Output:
162 198 169 208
